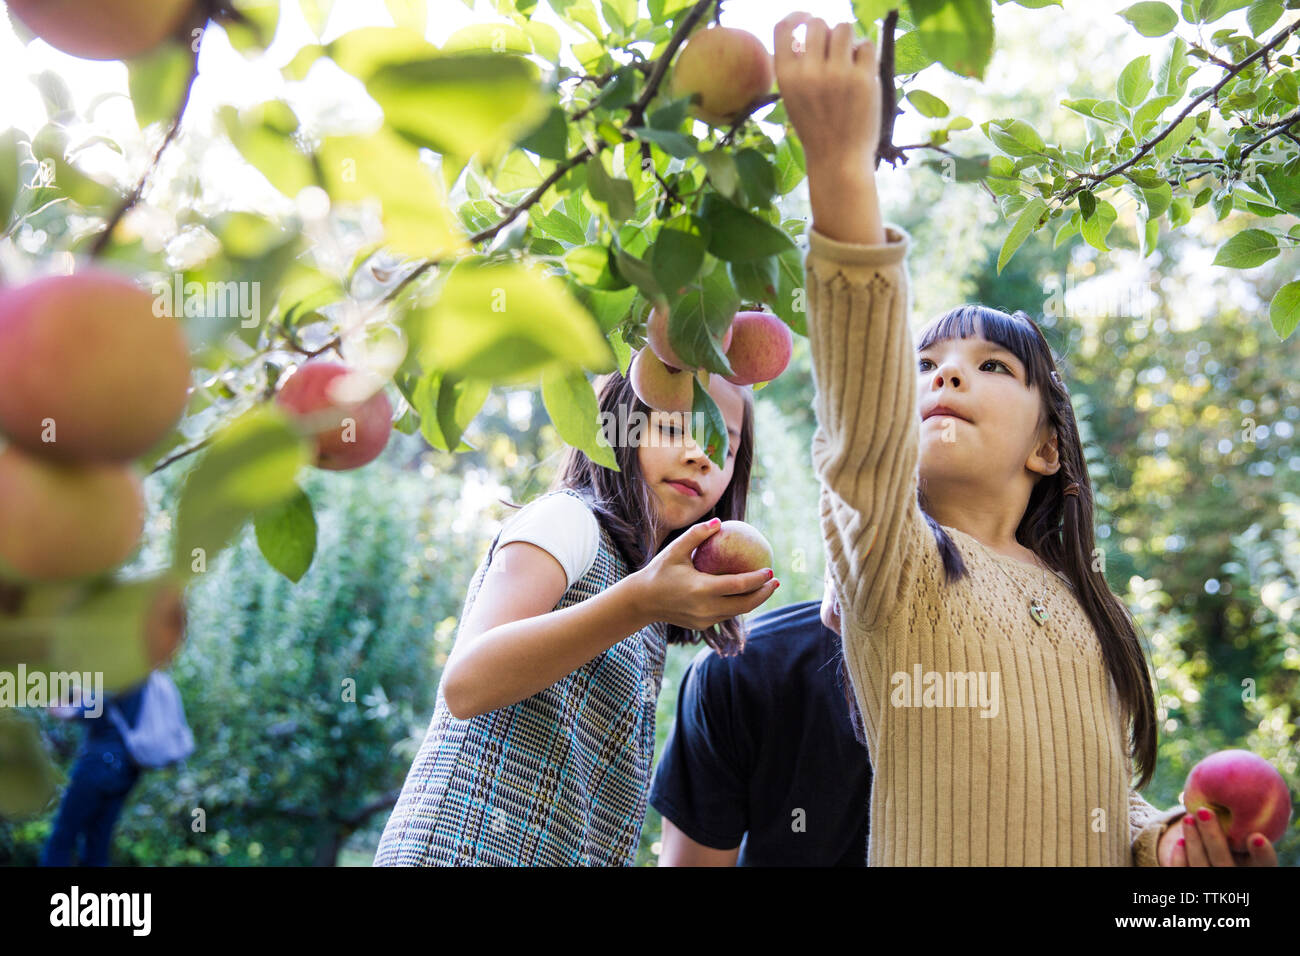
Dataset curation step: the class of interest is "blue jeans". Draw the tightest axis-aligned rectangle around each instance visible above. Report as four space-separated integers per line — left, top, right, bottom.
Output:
41 745 140 866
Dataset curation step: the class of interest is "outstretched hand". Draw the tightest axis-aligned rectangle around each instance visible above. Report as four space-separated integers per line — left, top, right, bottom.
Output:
773 12 881 173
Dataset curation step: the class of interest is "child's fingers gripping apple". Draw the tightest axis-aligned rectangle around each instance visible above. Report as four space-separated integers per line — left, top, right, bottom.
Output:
631 518 779 632
773 13 881 169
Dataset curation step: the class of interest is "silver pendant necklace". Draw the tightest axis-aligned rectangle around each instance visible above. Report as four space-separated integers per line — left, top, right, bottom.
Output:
983 544 1054 626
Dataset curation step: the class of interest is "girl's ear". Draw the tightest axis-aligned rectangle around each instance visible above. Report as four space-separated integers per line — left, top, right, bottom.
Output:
1029 425 1062 477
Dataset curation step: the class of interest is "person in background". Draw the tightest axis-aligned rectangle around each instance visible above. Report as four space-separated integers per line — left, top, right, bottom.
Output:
41 679 146 867
651 574 872 866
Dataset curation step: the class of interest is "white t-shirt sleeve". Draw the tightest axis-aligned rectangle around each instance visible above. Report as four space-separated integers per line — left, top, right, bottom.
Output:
494 492 600 591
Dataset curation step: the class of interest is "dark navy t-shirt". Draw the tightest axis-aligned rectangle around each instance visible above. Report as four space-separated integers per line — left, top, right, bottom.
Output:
649 600 872 866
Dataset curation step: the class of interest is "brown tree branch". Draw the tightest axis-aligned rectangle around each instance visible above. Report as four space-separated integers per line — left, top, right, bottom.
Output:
89 41 201 259
1058 17 1300 204
876 10 903 169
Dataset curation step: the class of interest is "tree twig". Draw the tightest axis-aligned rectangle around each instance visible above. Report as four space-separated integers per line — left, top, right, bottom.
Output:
89 41 201 259
876 11 903 169
1058 17 1300 204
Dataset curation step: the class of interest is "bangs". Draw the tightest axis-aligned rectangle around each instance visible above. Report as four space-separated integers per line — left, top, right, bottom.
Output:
917 305 1053 393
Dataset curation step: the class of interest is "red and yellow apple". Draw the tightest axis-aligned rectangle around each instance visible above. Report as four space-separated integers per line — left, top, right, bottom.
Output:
0 445 144 582
0 271 191 463
7 0 195 60
275 361 394 471
670 26 775 127
1183 749 1292 853
629 347 695 413
692 519 774 575
646 307 734 372
722 311 793 386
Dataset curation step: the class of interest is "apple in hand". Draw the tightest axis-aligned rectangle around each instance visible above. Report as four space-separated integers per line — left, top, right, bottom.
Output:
722 311 793 386
669 26 775 127
275 361 394 471
1183 749 1292 853
692 520 774 575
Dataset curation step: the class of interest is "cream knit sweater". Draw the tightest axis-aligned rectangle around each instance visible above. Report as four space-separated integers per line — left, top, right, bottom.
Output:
805 224 1185 866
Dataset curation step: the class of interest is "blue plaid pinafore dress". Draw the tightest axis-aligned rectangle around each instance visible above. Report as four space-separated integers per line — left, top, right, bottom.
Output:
374 490 668 866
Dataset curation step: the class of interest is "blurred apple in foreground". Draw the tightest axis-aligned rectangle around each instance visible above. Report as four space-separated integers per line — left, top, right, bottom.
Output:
692 520 774 575
7 0 195 60
0 271 192 463
1183 749 1292 853
0 446 144 582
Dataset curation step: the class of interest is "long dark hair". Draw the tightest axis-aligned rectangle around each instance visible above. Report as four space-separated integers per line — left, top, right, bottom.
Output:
541 366 756 656
841 304 1157 789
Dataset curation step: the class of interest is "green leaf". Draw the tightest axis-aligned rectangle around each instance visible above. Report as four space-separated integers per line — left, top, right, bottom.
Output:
774 134 806 195
1079 189 1097 220
651 217 709 295
1157 36 1189 95
665 260 741 375
407 260 615 384
408 371 476 451
699 148 740 202
585 152 636 222
729 256 780 305
366 53 552 164
517 105 568 161
0 129 20 232
127 44 193 129
1263 166 1300 215
1120 2 1179 36
906 89 950 117
564 245 627 289
172 406 311 574
532 205 588 245
1246 0 1284 34
1141 180 1173 218
691 377 729 470
1054 212 1081 248
1269 280 1300 339
317 129 465 258
1131 94 1180 133
542 368 619 469
985 118 1046 156
1117 55 1154 107
906 0 995 79
254 488 318 582
1153 115 1197 161
628 125 697 159
220 103 315 198
734 148 778 208
699 194 798 263
1079 199 1118 249
892 30 937 74
223 0 280 57
1212 228 1280 268
998 197 1048 273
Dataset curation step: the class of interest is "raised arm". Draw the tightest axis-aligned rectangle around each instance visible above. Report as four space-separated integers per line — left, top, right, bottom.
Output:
775 15 929 630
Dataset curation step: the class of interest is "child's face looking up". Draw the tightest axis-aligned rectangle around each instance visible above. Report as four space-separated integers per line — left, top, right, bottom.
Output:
915 329 1057 494
637 376 748 535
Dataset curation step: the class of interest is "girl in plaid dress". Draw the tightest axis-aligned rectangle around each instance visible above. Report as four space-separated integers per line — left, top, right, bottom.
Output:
375 367 780 865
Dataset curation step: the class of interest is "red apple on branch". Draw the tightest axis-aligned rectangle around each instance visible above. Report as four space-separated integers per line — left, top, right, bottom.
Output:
630 347 695 413
669 26 775 128
1182 749 1292 853
275 361 394 471
722 311 793 386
